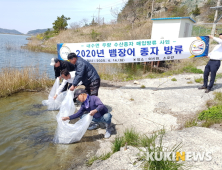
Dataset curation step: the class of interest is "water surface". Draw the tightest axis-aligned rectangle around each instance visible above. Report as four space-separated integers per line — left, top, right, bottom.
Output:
0 34 55 78
0 34 102 170
0 34 121 78
0 91 100 170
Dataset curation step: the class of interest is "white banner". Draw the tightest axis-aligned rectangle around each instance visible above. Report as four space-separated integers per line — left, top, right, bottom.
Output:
57 36 209 63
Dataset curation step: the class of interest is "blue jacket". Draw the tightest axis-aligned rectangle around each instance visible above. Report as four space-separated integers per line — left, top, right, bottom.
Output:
72 57 100 86
69 95 108 120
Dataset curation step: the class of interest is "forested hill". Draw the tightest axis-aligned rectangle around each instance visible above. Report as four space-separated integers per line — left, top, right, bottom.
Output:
0 28 49 35
26 29 48 35
0 28 23 35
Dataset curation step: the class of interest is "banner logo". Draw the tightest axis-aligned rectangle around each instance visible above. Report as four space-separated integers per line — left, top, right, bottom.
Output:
60 46 71 60
190 40 206 56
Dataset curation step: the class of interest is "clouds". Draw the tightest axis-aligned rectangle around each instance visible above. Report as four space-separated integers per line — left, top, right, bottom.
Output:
0 0 127 34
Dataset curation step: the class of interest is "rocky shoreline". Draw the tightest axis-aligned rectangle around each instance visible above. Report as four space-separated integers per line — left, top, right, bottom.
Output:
73 69 222 170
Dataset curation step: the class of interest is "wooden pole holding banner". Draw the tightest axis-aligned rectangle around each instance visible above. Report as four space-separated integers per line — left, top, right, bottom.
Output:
157 61 160 67
151 61 153 71
143 62 146 73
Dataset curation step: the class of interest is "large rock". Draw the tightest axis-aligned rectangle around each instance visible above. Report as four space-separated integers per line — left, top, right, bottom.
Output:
162 127 222 170
89 146 142 170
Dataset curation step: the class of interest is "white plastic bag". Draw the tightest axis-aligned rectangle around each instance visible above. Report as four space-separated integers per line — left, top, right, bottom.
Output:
42 78 67 110
53 90 93 144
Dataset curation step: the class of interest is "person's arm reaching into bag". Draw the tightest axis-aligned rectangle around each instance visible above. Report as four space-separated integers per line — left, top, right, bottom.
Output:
53 79 68 99
62 105 86 120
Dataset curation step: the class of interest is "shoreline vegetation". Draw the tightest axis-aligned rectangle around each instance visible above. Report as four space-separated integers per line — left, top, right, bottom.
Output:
0 67 53 98
86 128 185 169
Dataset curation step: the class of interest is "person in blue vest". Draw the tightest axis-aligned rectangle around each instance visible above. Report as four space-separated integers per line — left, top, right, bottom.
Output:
62 89 112 139
67 53 100 96
198 34 222 93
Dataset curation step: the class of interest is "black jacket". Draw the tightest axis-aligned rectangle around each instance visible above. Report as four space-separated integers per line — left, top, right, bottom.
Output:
72 57 100 86
54 60 75 78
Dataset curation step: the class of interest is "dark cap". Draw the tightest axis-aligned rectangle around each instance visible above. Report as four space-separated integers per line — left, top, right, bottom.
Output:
219 33 222 36
54 58 59 63
74 88 86 99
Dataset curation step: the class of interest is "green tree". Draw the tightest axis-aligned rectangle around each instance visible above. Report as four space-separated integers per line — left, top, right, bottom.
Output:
192 5 201 16
52 15 70 33
44 28 51 36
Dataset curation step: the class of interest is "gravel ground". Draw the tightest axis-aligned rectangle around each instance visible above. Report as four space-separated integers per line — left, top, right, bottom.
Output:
83 69 222 170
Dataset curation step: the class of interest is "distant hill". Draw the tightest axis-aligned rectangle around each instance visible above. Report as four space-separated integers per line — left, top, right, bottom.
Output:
0 28 23 35
27 29 49 35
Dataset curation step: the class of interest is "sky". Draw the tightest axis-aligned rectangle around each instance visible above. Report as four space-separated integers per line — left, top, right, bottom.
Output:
0 0 127 34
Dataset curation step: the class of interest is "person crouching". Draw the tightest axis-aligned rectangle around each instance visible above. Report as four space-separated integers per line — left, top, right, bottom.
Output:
61 89 112 138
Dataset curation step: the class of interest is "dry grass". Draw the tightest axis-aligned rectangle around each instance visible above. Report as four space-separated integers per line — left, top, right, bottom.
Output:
25 20 152 53
23 37 57 53
184 118 198 128
0 67 53 97
24 20 209 82
5 42 25 52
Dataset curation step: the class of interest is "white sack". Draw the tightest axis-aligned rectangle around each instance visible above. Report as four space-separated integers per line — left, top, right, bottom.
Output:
53 90 93 144
42 78 67 110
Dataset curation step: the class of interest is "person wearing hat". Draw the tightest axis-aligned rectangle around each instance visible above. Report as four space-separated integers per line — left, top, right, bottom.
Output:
198 34 222 93
50 58 75 79
67 53 100 96
61 89 112 139
50 58 75 92
53 69 82 100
